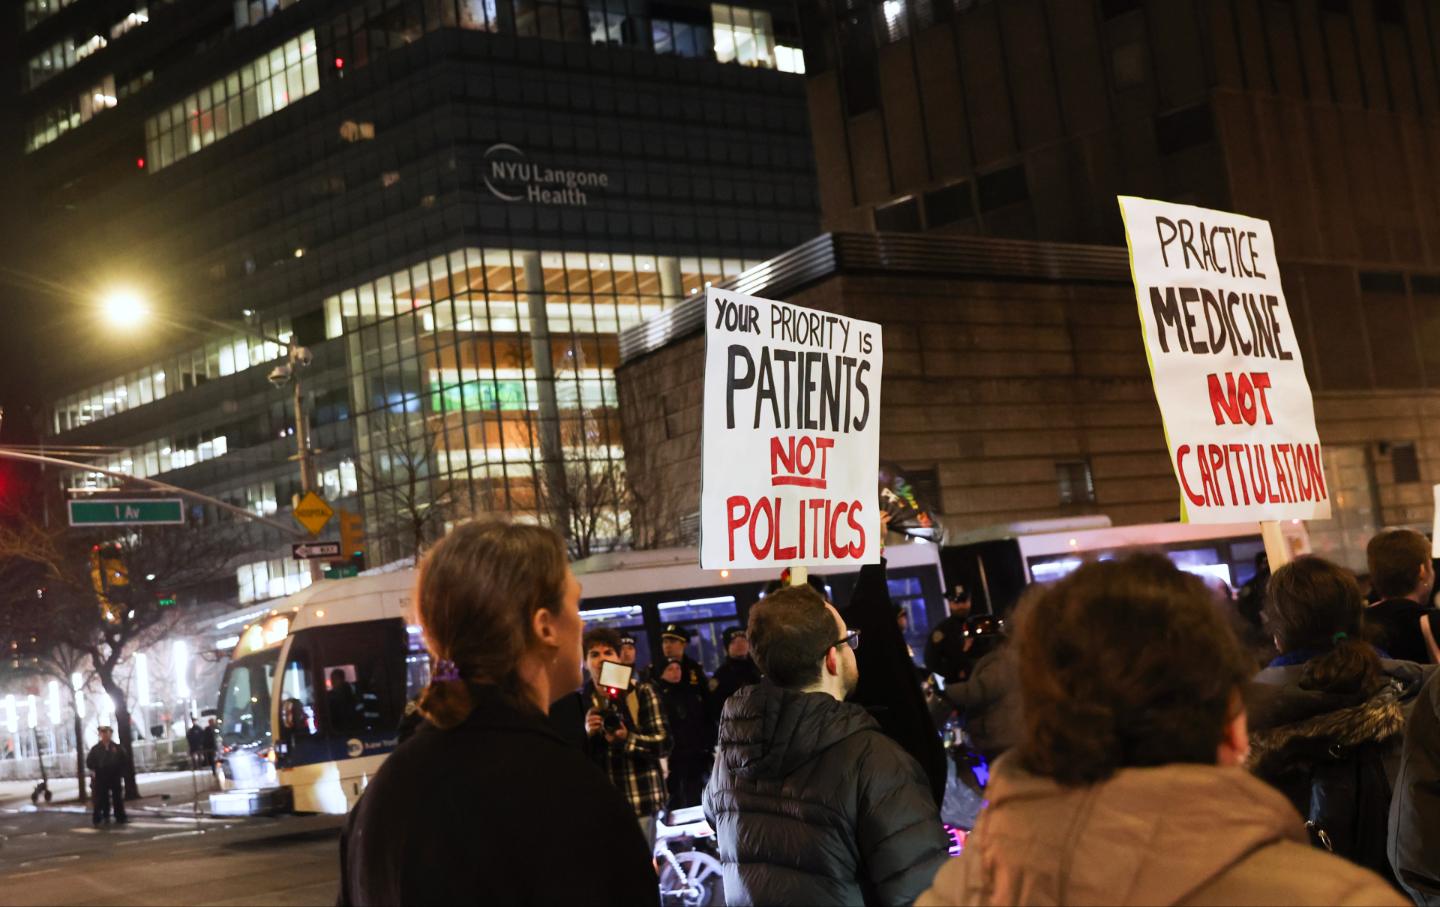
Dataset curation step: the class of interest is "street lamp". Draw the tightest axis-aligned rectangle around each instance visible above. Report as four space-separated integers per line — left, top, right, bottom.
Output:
99 289 147 328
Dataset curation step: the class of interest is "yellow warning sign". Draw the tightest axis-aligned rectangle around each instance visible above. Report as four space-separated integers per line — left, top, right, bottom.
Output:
293 491 335 536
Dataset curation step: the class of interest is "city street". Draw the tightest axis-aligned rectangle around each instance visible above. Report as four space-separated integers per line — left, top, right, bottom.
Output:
0 772 339 906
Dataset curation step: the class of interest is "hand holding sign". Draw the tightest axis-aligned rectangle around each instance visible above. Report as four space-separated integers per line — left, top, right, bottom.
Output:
701 289 883 569
1118 196 1329 525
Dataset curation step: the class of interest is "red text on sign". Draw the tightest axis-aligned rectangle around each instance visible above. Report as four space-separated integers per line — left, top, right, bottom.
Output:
770 435 835 488
1206 371 1274 426
725 496 867 562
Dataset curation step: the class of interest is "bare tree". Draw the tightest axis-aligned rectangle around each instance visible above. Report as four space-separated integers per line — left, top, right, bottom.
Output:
355 419 465 563
533 409 633 561
0 517 242 799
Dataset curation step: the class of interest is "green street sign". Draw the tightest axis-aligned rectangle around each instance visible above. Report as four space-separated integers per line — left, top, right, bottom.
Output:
68 499 185 527
324 563 360 579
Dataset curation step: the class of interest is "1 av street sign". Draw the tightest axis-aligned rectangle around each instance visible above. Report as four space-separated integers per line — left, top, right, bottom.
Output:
293 541 342 560
293 491 334 536
68 498 185 527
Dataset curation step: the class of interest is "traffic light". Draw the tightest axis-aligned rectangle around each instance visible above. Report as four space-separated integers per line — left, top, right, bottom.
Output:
339 509 366 571
89 544 128 623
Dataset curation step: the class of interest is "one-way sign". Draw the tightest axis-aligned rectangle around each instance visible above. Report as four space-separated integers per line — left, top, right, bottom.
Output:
293 541 342 560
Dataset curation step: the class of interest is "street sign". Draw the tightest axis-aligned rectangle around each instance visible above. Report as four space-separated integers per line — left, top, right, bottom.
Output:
68 498 185 527
292 541 342 560
293 492 334 536
324 562 360 579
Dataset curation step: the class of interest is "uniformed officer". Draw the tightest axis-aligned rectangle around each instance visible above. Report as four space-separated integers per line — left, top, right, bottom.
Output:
924 584 977 683
710 626 762 707
649 624 715 808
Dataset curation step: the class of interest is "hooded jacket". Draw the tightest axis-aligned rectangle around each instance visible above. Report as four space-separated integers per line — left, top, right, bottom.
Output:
915 757 1404 906
1246 657 1429 884
1389 666 1440 905
703 682 949 906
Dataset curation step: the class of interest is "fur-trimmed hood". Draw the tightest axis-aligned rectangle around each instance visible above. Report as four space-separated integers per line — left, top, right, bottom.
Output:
1247 680 1407 777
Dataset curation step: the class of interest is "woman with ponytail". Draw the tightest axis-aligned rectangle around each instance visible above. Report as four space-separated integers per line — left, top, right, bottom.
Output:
916 554 1402 906
1248 555 1429 890
338 521 658 906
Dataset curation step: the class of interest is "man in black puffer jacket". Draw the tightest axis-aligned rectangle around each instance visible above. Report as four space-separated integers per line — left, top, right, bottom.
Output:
704 582 949 906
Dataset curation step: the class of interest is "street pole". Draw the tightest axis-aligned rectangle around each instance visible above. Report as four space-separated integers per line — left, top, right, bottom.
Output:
288 342 323 582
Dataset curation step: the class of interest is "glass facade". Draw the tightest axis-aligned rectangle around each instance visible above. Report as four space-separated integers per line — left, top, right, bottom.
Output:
330 246 755 564
144 31 320 172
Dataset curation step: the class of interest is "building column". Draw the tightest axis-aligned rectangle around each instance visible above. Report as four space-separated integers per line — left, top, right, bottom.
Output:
658 255 683 308
523 252 569 532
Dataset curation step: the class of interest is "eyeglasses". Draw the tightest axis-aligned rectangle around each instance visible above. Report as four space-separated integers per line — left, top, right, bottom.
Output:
824 630 860 656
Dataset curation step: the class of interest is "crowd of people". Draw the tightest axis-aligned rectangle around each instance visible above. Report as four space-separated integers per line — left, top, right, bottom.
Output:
338 519 1440 905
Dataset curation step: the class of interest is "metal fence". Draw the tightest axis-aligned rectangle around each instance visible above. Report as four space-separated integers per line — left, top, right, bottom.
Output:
0 737 191 783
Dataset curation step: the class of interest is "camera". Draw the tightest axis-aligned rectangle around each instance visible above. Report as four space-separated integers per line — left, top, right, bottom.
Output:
595 660 633 733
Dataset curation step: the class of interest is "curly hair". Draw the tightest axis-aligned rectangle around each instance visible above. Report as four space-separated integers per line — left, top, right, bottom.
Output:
1015 554 1251 786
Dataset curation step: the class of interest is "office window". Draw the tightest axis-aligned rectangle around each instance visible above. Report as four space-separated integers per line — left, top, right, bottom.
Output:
874 197 921 232
653 14 710 57
145 31 319 172
588 0 646 46
1155 103 1214 155
1392 442 1421 484
24 40 76 90
234 0 302 28
977 164 1028 212
23 0 78 30
25 75 116 153
923 182 970 229
713 4 777 68
875 0 909 43
1056 460 1096 505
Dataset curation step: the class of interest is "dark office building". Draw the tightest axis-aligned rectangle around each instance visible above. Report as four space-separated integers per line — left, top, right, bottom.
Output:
617 0 1440 572
18 0 819 594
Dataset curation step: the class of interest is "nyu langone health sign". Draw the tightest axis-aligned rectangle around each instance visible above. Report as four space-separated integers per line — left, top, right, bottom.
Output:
483 143 610 207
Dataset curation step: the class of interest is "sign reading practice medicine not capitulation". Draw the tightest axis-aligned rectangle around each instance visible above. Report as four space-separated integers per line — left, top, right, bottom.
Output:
1119 196 1330 523
700 288 883 569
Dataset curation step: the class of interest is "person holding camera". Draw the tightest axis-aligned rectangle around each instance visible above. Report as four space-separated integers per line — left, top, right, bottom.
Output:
583 627 670 839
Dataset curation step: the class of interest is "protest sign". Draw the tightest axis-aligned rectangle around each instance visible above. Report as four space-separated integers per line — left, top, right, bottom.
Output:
700 288 883 569
1118 196 1330 525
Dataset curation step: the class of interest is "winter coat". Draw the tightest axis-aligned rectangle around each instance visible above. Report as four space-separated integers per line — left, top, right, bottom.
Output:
86 742 127 779
1246 657 1430 886
653 672 714 759
916 756 1404 906
703 681 949 906
339 684 657 906
711 656 762 707
943 644 1020 762
844 559 947 806
1390 666 1440 905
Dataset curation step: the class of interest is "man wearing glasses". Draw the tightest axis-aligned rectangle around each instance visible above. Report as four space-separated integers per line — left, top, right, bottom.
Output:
704 584 948 906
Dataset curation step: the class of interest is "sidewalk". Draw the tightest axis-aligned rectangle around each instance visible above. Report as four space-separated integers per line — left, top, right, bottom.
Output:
0 769 222 817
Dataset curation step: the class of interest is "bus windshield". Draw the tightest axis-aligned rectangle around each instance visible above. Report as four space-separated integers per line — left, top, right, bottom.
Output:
218 650 277 749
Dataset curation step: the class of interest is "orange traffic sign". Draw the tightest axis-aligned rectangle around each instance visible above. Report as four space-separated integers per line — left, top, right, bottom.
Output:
293 491 334 536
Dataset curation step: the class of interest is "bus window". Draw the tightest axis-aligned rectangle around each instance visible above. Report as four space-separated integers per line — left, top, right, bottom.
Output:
888 574 930 664
218 653 275 748
312 620 406 744
405 624 431 701
656 597 738 674
278 646 322 766
324 665 363 736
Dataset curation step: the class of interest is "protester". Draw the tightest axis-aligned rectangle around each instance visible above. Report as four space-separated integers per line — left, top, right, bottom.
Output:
1247 556 1428 887
1390 667 1440 904
651 655 713 810
710 627 761 707
583 627 670 838
704 583 949 906
845 557 948 805
185 718 204 769
1365 529 1440 663
338 522 657 905
943 638 1020 763
924 584 976 683
917 554 1404 906
618 633 638 668
86 725 128 827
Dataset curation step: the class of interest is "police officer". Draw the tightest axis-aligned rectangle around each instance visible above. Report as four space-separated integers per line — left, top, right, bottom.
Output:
710 627 762 707
618 632 639 676
924 584 977 683
649 624 715 809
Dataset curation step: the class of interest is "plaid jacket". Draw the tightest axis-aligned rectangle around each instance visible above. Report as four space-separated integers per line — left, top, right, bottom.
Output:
584 680 671 817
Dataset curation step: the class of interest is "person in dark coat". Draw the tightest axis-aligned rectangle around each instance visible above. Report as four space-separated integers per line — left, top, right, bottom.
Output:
704 582 949 906
924 584 977 683
339 522 657 906
86 725 128 826
649 624 712 717
1246 556 1431 889
844 558 948 806
652 656 713 810
944 640 1021 763
1390 666 1440 904
710 627 761 707
185 719 204 769
1365 529 1440 664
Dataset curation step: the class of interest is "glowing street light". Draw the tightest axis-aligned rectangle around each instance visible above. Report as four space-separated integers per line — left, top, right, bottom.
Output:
47 680 60 725
99 288 147 328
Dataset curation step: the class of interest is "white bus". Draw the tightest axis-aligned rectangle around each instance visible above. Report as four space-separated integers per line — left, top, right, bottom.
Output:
221 541 948 815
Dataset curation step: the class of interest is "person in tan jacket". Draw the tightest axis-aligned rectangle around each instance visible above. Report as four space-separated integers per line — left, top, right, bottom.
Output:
917 554 1405 907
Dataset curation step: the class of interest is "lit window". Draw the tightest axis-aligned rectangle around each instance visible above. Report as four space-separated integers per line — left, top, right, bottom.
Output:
712 4 776 69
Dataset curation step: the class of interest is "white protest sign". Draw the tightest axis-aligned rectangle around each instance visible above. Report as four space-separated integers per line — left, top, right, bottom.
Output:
701 288 883 569
1118 196 1330 523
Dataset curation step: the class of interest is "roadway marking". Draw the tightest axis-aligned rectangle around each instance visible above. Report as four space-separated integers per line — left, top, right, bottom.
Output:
4 868 57 880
